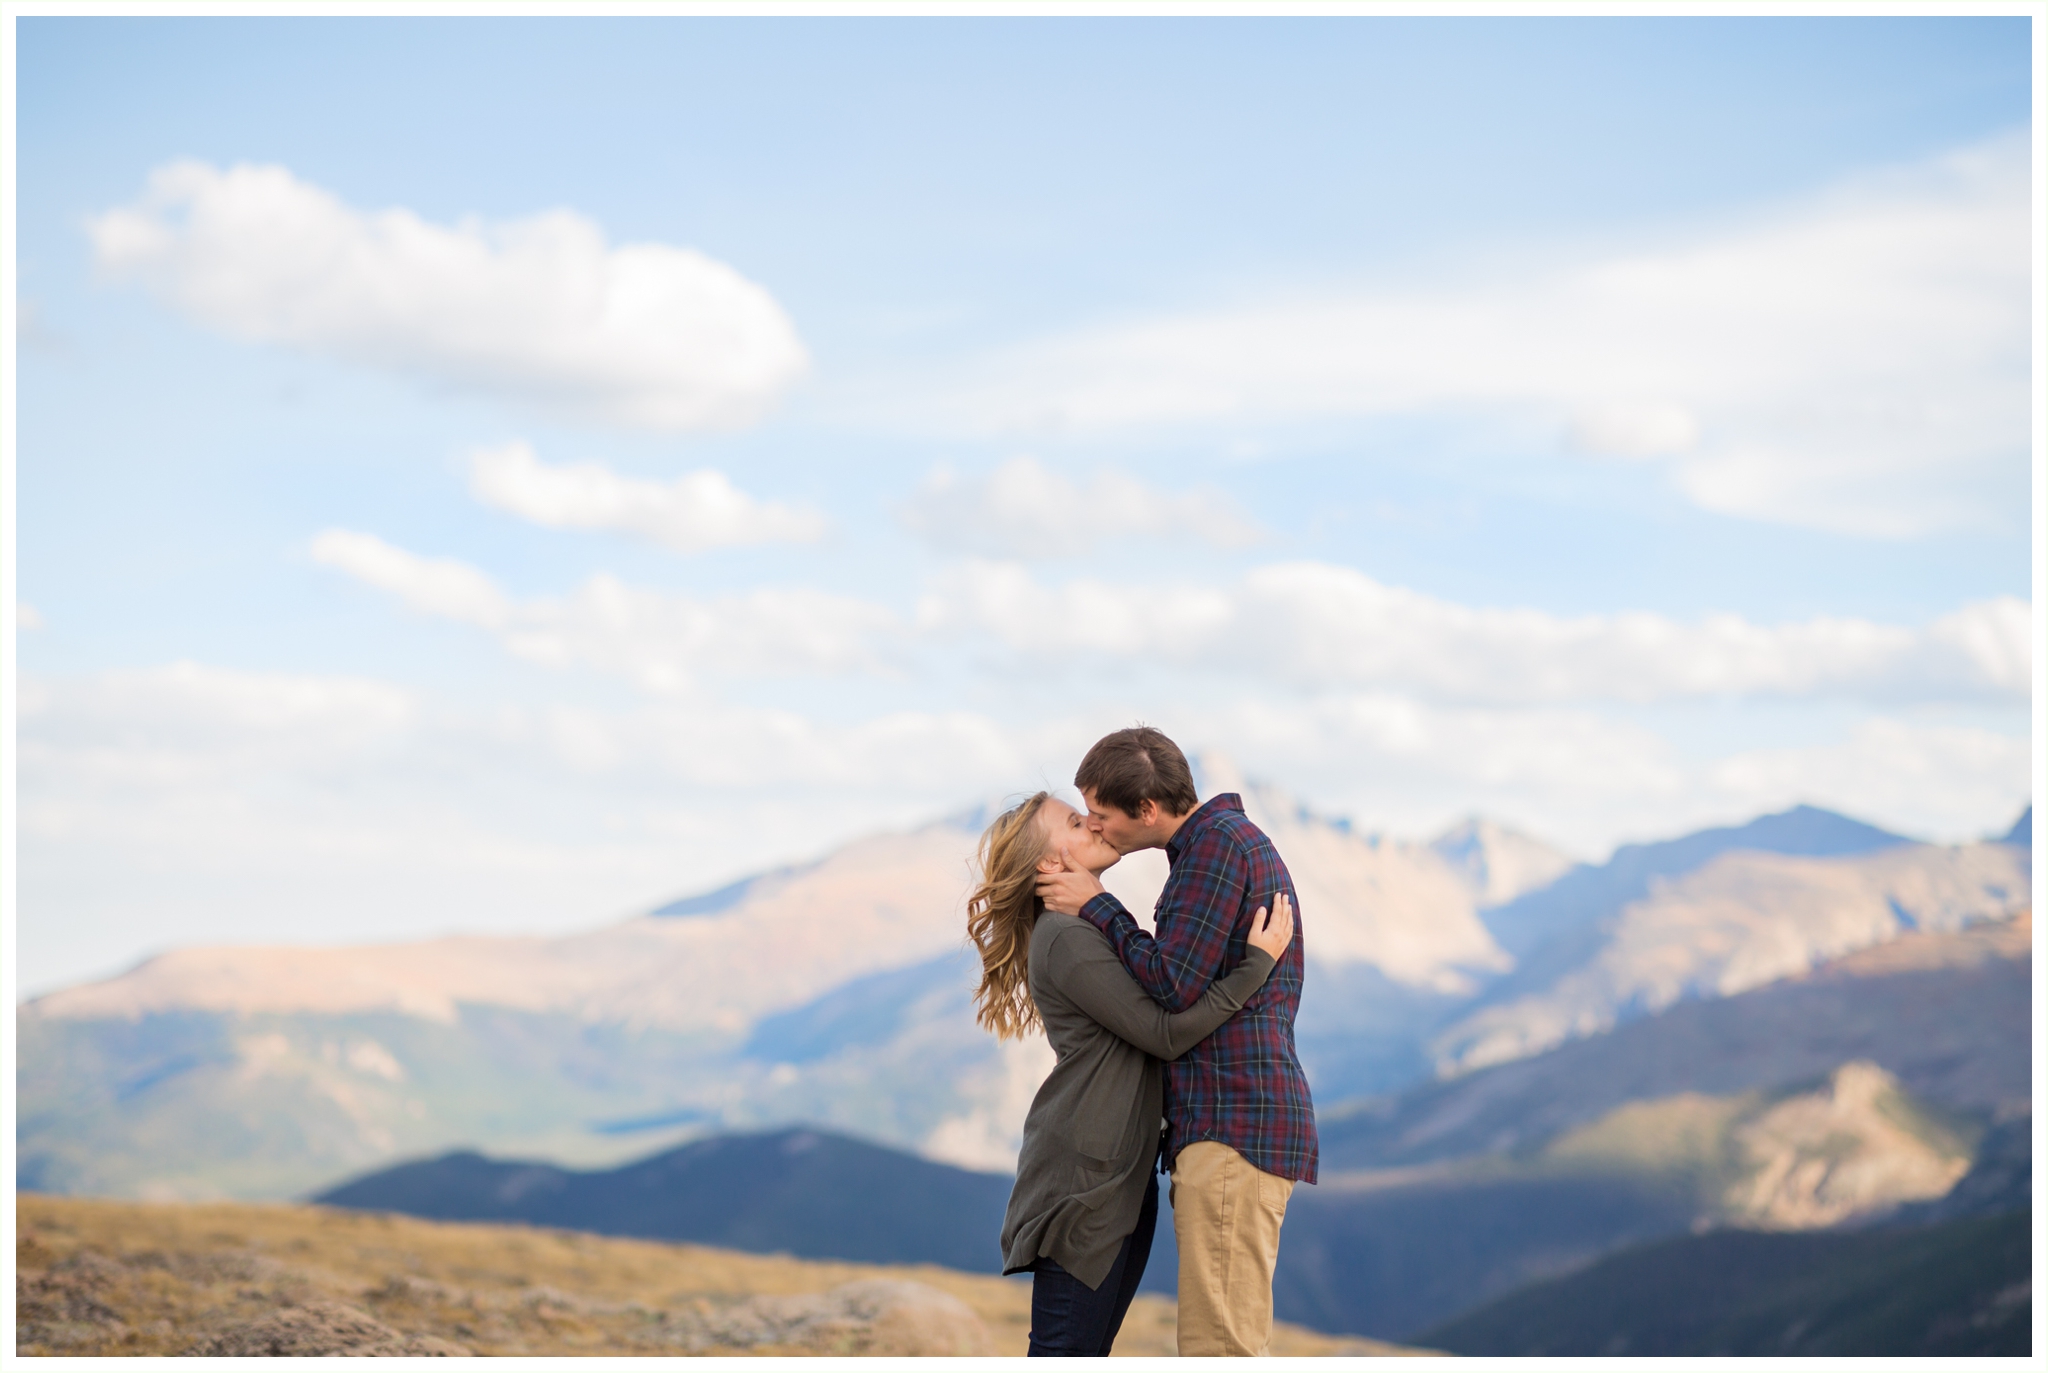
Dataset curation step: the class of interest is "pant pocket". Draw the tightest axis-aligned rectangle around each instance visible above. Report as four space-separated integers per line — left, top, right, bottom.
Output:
1255 1169 1293 1221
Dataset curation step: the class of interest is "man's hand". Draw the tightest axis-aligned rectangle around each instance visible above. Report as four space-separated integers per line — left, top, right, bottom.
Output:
1036 847 1106 915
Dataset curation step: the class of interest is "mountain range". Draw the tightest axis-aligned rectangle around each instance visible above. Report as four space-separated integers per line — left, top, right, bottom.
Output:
19 758 1593 1194
16 772 2031 1344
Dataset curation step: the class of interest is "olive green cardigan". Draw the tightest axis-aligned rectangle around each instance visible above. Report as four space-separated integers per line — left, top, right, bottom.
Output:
999 911 1276 1289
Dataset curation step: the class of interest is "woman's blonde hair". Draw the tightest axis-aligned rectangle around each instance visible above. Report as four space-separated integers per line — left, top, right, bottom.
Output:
967 791 1053 1040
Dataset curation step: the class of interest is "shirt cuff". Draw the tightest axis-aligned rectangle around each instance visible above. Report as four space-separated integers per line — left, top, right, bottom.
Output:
1078 891 1127 930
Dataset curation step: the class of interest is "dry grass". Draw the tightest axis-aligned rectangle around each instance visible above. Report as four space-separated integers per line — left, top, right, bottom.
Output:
17 1193 1433 1357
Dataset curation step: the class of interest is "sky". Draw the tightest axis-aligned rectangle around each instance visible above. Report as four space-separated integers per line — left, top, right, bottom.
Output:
9 14 2039 998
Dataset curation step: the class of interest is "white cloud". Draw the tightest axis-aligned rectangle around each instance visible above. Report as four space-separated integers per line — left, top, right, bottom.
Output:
1567 402 1701 461
918 560 2031 706
1198 691 1684 807
1926 598 2034 696
16 663 437 911
17 660 415 771
17 665 1024 837
502 576 900 691
87 161 807 431
899 455 1259 558
312 529 896 692
18 602 43 630
899 134 2027 538
534 699 1029 795
310 530 512 628
467 442 825 552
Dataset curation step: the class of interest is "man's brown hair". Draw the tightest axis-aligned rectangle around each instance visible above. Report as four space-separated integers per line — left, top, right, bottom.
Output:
1075 726 1199 819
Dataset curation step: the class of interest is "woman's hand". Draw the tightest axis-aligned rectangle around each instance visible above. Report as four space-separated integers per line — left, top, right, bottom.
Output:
1248 892 1294 960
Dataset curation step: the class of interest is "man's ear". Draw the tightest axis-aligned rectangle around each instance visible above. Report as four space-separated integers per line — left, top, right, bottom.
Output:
1137 798 1159 826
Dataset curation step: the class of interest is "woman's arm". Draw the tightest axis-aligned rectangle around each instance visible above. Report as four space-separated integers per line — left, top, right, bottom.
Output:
1050 896 1293 1061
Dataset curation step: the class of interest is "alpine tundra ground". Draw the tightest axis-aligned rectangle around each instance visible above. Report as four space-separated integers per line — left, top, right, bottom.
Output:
16 1193 1433 1357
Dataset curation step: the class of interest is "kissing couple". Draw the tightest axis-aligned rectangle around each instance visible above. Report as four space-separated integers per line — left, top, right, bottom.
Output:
965 727 1318 1357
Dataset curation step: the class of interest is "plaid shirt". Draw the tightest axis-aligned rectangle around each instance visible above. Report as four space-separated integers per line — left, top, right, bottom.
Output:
1078 793 1318 1184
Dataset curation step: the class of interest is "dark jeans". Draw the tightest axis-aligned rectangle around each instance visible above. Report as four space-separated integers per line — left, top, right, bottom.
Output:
1027 1172 1159 1357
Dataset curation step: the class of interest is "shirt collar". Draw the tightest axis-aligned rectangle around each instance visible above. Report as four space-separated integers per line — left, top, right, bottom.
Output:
1166 793 1244 864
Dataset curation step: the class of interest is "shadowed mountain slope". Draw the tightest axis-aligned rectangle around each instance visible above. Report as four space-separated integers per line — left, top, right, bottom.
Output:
1276 1060 1984 1339
316 1127 1014 1274
1886 1113 2032 1227
1416 1208 2030 1356
1276 1168 1695 1338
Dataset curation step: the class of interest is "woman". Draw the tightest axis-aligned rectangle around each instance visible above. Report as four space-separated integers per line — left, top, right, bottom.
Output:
968 791 1294 1357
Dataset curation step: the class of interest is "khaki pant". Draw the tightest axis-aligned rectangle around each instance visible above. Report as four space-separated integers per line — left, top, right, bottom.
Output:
1170 1140 1295 1356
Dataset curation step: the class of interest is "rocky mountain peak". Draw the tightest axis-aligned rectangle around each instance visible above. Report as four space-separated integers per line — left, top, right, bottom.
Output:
1427 817 1576 908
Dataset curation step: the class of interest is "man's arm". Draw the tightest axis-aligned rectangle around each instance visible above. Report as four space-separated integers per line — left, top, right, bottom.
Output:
1051 924 1277 1061
1079 831 1251 1013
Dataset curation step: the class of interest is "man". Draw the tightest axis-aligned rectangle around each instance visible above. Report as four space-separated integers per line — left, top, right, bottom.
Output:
1036 726 1316 1356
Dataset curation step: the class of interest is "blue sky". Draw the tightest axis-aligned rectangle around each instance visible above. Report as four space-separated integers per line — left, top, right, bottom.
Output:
11 15 2037 997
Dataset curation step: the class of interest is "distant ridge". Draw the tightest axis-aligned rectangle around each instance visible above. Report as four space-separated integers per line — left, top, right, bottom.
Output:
650 807 992 919
1482 804 1912 962
315 1127 1012 1274
650 862 822 918
1432 830 2027 1078
2001 805 2031 848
